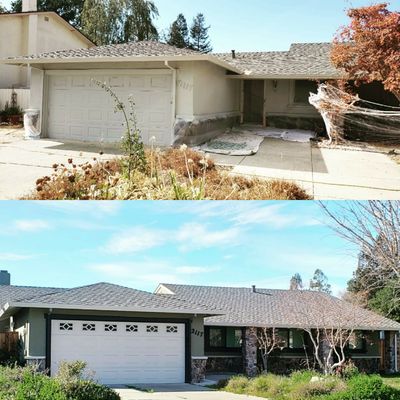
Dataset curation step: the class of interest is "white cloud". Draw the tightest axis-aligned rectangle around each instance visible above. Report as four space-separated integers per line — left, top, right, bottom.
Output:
0 253 34 261
104 227 166 254
14 219 50 232
176 223 240 250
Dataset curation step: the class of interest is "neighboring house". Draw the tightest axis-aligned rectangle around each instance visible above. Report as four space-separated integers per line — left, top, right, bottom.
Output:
156 284 400 378
1 271 400 385
0 0 94 89
0 271 217 385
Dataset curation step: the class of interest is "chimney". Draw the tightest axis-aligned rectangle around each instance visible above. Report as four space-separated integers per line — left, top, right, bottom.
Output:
22 0 37 12
0 271 11 286
252 285 256 293
231 50 236 59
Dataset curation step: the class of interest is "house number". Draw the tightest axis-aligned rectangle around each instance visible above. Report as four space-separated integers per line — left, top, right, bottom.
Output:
191 329 204 337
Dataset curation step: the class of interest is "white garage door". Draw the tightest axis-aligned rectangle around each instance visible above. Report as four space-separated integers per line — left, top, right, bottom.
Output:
51 320 186 385
46 71 173 146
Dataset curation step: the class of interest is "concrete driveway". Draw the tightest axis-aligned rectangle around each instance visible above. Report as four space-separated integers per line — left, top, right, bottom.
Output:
0 129 121 199
212 138 400 200
114 384 260 400
1 129 400 200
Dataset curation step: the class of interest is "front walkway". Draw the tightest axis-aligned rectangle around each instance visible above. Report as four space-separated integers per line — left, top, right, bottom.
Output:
212 138 400 200
115 384 260 400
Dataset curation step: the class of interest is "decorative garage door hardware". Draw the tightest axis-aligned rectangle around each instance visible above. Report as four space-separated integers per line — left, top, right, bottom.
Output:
59 323 73 331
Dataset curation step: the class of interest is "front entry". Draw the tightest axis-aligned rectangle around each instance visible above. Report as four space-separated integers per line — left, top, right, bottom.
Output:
243 80 264 124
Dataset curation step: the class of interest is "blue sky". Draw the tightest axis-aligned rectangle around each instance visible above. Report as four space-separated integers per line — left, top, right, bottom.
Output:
2 0 399 52
0 201 359 296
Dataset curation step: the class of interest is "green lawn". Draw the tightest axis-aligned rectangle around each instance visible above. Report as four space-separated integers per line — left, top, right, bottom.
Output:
382 375 400 390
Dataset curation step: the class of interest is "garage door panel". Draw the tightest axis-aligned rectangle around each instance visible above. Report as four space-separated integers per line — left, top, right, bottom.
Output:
47 73 172 146
51 320 185 385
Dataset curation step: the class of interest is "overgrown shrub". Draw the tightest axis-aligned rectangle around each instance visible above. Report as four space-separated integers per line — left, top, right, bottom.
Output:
26 149 311 200
329 374 400 400
15 369 66 400
62 381 120 400
225 375 250 394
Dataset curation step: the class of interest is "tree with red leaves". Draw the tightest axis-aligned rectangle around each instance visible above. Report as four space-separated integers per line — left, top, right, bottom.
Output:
331 3 400 102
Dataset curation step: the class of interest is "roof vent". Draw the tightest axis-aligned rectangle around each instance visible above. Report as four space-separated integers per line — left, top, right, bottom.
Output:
22 0 37 12
0 271 11 286
231 50 236 59
252 285 256 293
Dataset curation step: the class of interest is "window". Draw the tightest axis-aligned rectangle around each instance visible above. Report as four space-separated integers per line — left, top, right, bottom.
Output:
126 324 138 333
82 323 96 332
348 331 366 352
166 326 178 333
274 329 304 350
104 324 117 332
293 80 318 104
59 322 73 331
206 327 243 351
209 328 224 348
146 325 158 333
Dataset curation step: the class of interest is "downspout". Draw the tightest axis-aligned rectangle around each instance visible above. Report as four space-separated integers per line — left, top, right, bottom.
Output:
164 61 177 145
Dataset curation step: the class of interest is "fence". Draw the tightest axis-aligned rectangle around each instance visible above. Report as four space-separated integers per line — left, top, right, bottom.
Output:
0 89 30 111
0 332 19 353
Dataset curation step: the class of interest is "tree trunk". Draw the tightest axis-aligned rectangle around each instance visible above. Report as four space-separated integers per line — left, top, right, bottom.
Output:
262 354 268 374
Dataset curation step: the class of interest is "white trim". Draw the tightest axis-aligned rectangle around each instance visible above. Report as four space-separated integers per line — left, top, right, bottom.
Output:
44 69 173 76
1 55 243 75
192 356 208 360
227 74 344 80
6 301 221 316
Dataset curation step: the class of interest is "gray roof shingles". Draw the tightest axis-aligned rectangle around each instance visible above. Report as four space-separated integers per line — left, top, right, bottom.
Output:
1 282 219 315
215 43 341 78
0 285 65 307
8 41 201 62
161 284 400 331
5 41 341 79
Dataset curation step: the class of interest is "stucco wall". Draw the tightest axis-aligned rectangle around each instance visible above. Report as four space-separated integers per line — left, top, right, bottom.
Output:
265 79 320 118
18 308 205 358
193 61 240 117
0 14 91 89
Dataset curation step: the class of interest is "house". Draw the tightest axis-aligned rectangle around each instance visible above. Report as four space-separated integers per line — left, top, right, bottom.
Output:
155 284 400 378
1 41 344 146
0 271 218 385
1 271 399 385
0 0 94 89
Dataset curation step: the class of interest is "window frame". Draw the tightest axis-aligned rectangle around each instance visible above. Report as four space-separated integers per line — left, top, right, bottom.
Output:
273 329 306 353
205 326 243 353
290 80 320 106
346 331 368 354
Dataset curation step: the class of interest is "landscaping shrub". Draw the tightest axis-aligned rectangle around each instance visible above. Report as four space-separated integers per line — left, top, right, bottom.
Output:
15 369 66 400
26 149 311 200
290 378 346 400
225 375 250 394
62 381 120 400
329 374 400 400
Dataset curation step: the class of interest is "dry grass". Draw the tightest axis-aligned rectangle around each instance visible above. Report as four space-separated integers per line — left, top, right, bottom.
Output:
25 149 311 200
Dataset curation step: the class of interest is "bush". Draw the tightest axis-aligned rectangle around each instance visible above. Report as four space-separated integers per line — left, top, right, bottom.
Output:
225 375 250 394
15 369 66 400
329 374 400 400
63 381 120 400
291 378 346 400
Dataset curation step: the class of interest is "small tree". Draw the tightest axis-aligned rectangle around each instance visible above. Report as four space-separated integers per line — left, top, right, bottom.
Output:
167 14 190 48
331 3 400 102
190 13 212 53
257 328 286 373
290 273 303 290
310 269 332 294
